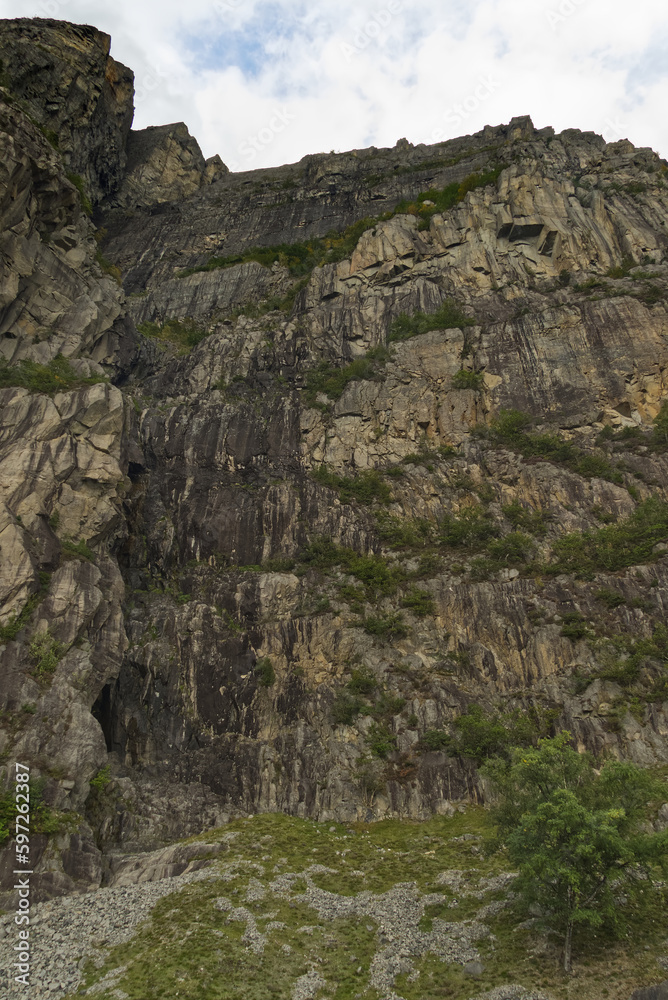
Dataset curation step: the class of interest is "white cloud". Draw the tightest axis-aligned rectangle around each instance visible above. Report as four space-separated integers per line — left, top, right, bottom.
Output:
1 0 667 167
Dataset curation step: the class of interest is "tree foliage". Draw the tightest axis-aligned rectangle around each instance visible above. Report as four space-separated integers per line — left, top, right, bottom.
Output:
484 733 668 972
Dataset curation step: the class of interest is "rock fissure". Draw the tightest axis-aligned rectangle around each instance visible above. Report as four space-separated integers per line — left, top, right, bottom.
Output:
0 25 666 999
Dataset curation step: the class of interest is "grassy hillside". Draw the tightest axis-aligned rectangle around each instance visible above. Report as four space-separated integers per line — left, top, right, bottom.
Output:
71 809 667 1000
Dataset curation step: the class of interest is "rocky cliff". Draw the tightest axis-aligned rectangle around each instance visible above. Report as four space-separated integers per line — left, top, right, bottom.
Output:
1 17 667 911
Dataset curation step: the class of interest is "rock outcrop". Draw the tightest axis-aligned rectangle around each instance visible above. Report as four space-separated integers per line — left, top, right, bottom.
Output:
0 17 667 917
113 122 213 209
0 18 134 204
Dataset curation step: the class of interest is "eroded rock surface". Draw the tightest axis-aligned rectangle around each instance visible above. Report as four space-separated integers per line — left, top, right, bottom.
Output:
0 18 667 922
0 17 133 204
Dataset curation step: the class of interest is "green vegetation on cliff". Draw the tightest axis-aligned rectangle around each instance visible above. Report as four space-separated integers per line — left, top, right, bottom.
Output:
0 355 107 395
479 409 626 485
392 162 508 229
303 345 390 405
311 466 392 506
389 299 475 341
177 215 382 280
178 164 507 280
138 318 209 354
545 496 668 577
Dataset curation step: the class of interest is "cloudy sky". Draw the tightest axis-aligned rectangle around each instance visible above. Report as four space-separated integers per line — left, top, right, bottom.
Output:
1 0 667 171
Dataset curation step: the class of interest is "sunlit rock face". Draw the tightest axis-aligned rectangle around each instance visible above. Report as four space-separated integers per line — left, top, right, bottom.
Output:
1 17 668 905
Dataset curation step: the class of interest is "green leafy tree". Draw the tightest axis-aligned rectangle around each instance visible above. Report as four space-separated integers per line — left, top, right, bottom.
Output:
653 401 668 447
484 733 668 973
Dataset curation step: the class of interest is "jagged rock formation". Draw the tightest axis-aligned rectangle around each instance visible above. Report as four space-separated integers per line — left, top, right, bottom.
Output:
0 17 667 913
113 122 225 209
0 18 134 204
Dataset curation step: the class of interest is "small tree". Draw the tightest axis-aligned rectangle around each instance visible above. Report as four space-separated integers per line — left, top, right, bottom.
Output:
653 401 668 447
484 733 668 973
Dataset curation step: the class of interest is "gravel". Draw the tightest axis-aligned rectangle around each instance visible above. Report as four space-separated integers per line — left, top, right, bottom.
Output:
0 866 217 999
0 855 549 1000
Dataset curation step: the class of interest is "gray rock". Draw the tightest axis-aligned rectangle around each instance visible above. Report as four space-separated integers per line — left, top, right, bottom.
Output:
0 18 133 203
630 982 668 1000
464 960 485 977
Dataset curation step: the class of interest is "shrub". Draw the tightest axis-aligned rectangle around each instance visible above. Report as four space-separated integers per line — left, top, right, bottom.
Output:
392 164 507 228
66 172 92 215
486 532 535 565
595 588 626 609
438 505 497 549
30 630 65 676
365 722 396 758
447 704 513 763
362 613 409 640
338 584 366 614
89 765 111 792
389 300 475 342
486 409 624 485
606 255 635 279
312 466 392 506
303 346 390 405
559 613 591 641
263 557 296 573
348 667 376 695
596 625 668 688
138 318 208 354
232 276 310 319
95 249 122 284
0 355 106 395
255 657 276 687
332 691 364 725
420 729 450 751
298 539 404 599
179 216 382 280
370 692 406 717
375 513 431 549
61 538 95 562
401 588 435 618
353 756 386 802
0 778 62 845
346 553 402 596
547 496 668 577
298 537 342 570
0 572 50 642
446 702 557 764
502 501 548 535
652 401 668 449
451 369 485 390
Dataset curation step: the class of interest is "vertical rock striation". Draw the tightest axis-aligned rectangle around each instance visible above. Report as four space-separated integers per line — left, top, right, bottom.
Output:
0 17 667 906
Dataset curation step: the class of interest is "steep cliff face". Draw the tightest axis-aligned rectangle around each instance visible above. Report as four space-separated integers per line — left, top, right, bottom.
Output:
0 18 134 205
1 18 667 907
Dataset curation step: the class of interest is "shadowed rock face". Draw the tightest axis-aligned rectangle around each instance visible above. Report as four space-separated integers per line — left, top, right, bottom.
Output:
113 123 210 208
0 17 134 204
1 18 668 907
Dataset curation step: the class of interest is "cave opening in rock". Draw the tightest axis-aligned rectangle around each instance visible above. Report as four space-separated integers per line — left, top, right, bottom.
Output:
92 682 116 752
